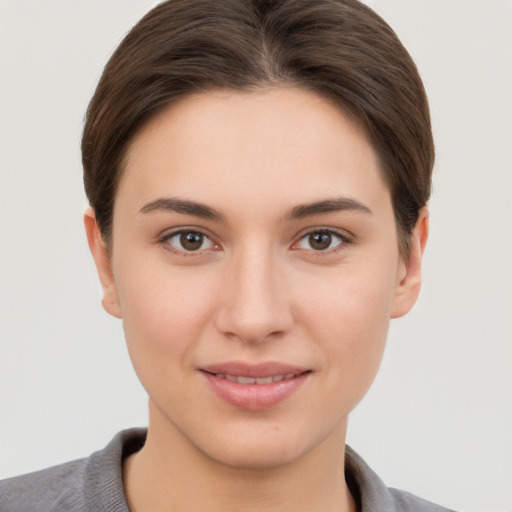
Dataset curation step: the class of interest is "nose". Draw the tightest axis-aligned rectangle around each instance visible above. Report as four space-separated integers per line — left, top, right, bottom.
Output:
214 245 294 344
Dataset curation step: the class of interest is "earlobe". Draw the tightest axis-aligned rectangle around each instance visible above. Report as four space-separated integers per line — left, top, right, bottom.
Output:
83 207 122 319
391 209 429 319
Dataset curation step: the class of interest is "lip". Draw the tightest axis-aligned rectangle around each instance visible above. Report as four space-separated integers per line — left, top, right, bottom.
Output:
201 361 308 378
199 361 311 411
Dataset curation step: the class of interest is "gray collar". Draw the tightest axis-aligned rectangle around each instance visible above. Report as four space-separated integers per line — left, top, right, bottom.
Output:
84 429 452 512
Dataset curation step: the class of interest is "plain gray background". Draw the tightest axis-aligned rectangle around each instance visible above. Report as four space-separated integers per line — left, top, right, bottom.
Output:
1 1 511 511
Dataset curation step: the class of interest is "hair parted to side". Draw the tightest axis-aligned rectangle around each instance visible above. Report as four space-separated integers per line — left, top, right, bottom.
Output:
82 0 434 256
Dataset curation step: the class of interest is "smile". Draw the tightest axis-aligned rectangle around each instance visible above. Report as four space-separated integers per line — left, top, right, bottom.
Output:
200 363 311 411
210 372 302 385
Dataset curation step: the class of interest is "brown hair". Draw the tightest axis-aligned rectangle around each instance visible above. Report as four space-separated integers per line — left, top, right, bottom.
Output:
82 0 434 256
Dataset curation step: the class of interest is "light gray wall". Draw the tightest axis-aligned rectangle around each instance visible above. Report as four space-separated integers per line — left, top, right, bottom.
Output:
1 2 511 511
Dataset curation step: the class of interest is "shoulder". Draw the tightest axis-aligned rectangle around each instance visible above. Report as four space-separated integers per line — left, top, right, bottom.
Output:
345 445 457 512
0 428 146 512
388 488 456 512
0 458 88 512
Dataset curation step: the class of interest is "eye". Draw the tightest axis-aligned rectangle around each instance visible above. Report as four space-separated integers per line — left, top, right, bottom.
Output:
295 230 347 252
163 230 216 253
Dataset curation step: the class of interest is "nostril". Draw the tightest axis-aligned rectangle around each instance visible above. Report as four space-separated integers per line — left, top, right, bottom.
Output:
227 329 287 344
213 272 294 343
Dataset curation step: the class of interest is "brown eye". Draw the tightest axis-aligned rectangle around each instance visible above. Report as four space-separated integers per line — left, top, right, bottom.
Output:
180 232 204 251
165 230 215 253
296 230 346 252
309 232 332 250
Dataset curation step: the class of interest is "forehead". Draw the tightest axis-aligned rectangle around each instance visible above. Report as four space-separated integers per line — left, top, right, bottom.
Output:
118 87 389 217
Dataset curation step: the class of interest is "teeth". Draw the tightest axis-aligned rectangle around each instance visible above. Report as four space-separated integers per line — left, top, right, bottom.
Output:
256 377 273 384
238 376 256 384
215 373 299 384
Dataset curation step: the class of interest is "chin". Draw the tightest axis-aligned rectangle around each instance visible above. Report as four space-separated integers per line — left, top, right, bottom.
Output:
188 415 341 472
201 437 305 470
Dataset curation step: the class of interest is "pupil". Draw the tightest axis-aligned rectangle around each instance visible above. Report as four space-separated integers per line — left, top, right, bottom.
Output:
310 232 331 250
181 232 203 250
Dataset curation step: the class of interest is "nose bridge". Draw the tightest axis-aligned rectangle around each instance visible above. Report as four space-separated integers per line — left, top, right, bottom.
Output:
216 240 292 343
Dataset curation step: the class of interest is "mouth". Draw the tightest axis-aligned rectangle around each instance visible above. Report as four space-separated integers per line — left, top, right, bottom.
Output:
199 363 312 411
202 371 308 385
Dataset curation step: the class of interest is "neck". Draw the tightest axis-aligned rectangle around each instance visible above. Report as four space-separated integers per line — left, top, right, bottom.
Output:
123 406 356 512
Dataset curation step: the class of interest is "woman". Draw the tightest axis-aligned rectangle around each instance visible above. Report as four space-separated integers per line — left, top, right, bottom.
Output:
1 1 454 510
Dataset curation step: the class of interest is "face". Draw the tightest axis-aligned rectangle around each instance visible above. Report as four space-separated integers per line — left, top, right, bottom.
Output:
86 88 426 469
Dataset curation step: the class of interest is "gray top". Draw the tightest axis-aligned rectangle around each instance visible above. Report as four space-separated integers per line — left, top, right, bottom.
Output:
0 429 455 511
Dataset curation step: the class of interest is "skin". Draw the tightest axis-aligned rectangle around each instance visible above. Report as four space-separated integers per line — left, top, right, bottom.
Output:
85 87 428 512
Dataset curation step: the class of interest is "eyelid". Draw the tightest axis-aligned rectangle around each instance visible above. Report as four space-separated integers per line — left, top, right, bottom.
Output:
291 227 353 252
156 225 353 255
158 226 221 255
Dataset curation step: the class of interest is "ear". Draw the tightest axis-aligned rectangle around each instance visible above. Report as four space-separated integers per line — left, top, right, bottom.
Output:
391 209 429 319
84 207 122 319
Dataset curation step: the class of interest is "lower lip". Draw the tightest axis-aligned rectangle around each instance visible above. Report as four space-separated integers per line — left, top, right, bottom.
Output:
201 372 310 411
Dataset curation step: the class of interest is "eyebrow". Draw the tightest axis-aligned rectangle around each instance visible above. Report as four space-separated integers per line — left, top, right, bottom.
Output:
285 197 372 219
139 198 225 221
139 196 371 222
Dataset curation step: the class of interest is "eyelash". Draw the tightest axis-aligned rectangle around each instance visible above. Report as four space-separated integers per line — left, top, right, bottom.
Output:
158 228 352 256
293 229 351 253
159 229 219 256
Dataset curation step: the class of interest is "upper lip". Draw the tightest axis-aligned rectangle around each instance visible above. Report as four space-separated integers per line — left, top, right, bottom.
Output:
200 361 310 378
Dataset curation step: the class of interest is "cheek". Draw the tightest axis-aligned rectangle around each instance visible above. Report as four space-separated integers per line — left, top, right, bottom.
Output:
298 261 397 396
113 257 218 377
299 257 397 334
